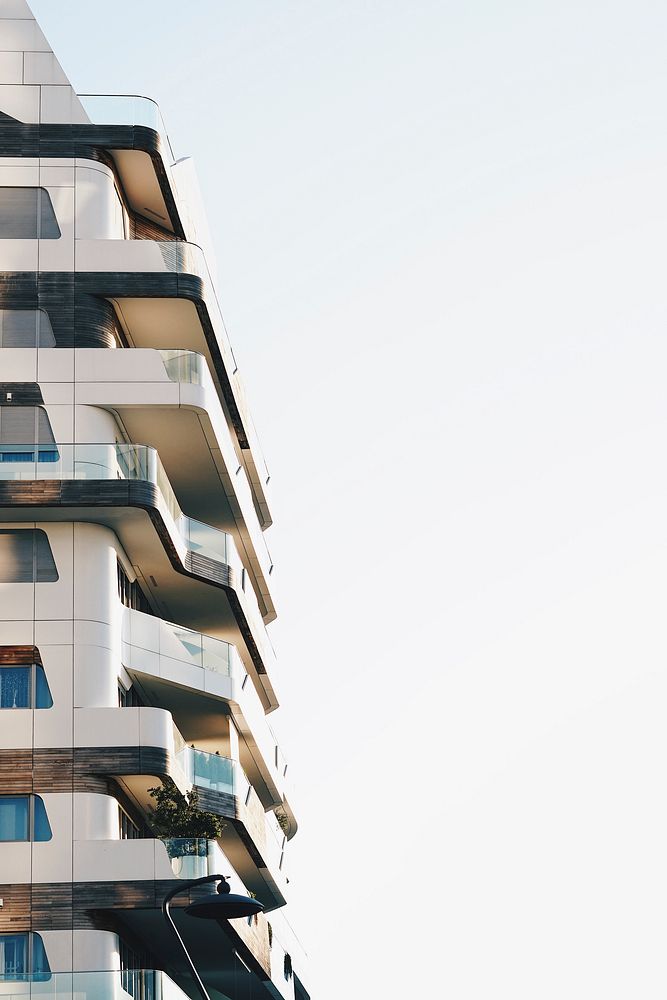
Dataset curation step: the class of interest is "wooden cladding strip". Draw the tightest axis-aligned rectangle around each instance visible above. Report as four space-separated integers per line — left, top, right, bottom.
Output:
129 213 178 242
0 747 171 794
0 880 213 933
0 645 42 665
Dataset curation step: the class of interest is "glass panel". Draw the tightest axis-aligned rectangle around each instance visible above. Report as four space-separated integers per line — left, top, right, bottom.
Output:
0 188 60 239
161 839 209 879
191 750 234 793
32 797 52 842
201 634 233 675
0 934 27 980
78 94 175 162
0 310 55 348
34 666 52 710
30 935 50 983
0 798 29 841
159 350 205 385
184 518 230 563
0 667 30 709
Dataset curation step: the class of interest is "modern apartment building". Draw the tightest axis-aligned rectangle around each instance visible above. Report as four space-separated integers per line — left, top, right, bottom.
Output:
0 3 310 999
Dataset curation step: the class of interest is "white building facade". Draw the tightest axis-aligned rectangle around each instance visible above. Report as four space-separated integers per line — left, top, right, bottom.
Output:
0 4 309 999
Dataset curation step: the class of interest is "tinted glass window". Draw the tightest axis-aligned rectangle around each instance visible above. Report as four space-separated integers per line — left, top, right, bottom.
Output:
0 664 52 709
0 797 29 841
0 530 58 583
0 310 55 348
0 666 30 708
0 188 60 239
0 934 50 981
0 934 27 979
33 797 52 842
35 665 53 708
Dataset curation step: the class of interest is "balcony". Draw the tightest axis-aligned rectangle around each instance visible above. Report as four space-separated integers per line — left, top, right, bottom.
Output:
42 346 274 619
72 836 230 885
69 238 272 527
79 94 175 161
0 443 277 708
70 707 288 906
121 606 294 814
175 744 288 904
77 92 182 237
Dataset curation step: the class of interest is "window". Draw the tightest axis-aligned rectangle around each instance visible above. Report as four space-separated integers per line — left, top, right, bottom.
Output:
119 941 155 1000
118 682 143 709
0 530 58 583
0 310 55 348
0 187 60 239
0 933 50 982
117 561 152 614
0 663 52 708
118 804 143 840
0 795 51 842
0 406 58 463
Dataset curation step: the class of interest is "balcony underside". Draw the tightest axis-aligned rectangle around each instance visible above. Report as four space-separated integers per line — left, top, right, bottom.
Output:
0 479 277 710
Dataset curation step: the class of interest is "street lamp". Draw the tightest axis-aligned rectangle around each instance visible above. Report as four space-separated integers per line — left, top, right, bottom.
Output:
162 874 264 1000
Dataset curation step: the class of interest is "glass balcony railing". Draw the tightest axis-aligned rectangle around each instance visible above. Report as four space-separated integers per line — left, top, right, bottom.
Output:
165 622 235 675
0 968 192 1000
177 746 251 802
158 349 206 385
78 93 175 161
161 837 225 879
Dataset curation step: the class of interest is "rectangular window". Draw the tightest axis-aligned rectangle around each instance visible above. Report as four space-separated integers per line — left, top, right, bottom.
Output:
0 934 27 980
0 663 52 709
0 797 28 841
119 941 155 1000
118 804 142 840
0 188 60 239
118 682 143 709
117 561 152 614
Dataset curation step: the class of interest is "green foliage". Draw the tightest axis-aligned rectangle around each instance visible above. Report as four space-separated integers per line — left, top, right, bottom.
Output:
275 810 290 835
147 781 224 848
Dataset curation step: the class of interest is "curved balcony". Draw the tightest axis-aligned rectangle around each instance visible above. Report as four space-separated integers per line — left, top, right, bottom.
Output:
0 443 277 708
121 605 293 814
175 744 288 900
69 706 288 906
8 346 274 617
79 93 175 161
72 836 222 884
70 238 273 527
0 441 240 566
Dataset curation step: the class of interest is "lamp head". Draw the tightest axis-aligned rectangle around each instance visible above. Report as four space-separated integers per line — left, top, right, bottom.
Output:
185 880 263 921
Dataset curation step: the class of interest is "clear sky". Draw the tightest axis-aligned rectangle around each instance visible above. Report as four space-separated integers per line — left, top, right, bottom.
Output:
29 1 667 996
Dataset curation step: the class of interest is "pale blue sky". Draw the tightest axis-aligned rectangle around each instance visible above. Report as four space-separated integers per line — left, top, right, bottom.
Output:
30 2 667 997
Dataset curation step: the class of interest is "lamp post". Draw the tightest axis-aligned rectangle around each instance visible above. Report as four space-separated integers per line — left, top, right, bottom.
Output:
162 874 264 1000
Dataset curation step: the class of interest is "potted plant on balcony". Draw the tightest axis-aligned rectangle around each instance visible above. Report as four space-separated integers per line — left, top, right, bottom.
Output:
148 780 224 861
